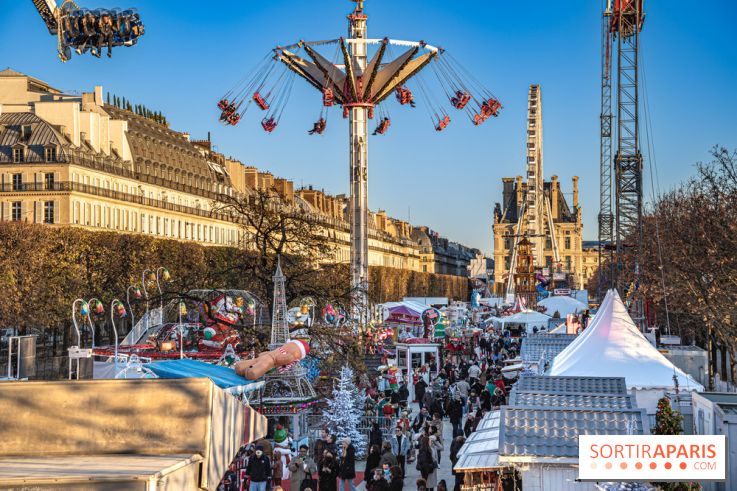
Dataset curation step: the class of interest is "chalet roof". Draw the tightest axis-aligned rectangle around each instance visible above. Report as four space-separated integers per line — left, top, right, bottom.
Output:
498 406 646 461
513 375 628 396
508 391 635 410
520 333 577 362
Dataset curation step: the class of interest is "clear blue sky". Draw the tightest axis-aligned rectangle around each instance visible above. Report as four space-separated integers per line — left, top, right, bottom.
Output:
2 1 735 255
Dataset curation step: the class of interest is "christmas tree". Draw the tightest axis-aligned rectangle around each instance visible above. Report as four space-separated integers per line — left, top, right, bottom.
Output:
652 397 701 491
652 396 683 436
322 365 367 458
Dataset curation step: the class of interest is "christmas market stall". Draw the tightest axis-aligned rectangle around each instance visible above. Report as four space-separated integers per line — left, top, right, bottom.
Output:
395 341 441 402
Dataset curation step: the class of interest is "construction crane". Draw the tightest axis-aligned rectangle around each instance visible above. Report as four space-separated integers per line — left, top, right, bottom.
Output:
599 0 645 323
218 0 502 322
30 0 144 62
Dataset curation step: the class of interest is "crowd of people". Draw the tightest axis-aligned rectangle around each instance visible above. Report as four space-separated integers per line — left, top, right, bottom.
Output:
220 328 520 491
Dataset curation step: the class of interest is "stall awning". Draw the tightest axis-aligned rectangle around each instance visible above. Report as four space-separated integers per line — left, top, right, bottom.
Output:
145 359 264 392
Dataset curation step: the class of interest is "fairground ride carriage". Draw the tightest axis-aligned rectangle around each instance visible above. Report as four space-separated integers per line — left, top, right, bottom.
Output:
31 0 145 61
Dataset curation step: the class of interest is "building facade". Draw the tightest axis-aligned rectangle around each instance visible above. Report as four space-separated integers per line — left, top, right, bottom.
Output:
493 174 585 293
0 69 474 276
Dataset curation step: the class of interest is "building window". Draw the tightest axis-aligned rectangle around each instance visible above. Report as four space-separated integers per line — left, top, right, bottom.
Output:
45 147 57 162
11 202 21 221
564 237 571 250
12 148 24 163
21 125 32 140
565 256 572 271
12 173 22 191
44 201 54 224
44 173 54 190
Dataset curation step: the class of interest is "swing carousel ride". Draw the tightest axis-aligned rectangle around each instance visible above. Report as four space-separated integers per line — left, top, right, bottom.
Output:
217 0 502 319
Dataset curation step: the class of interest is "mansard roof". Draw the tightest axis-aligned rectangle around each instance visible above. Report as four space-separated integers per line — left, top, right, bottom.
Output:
104 105 232 186
0 112 68 163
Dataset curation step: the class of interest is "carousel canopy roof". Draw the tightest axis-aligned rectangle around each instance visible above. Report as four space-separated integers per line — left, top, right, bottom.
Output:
548 290 704 391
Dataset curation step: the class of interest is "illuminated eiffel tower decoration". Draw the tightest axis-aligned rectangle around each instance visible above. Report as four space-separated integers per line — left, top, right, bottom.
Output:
262 258 316 403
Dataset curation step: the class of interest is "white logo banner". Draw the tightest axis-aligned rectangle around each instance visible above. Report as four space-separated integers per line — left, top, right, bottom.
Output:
578 435 726 481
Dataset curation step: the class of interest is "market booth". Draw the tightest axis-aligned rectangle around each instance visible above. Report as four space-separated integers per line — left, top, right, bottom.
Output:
0 377 266 490
395 341 440 401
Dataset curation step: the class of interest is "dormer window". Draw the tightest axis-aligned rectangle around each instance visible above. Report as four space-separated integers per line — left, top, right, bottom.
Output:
12 147 24 163
20 125 32 141
45 146 57 163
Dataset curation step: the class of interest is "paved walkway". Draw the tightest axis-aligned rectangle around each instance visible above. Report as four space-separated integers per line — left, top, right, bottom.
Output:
356 403 455 490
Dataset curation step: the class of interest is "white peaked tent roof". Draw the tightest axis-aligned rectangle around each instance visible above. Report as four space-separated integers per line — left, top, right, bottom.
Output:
538 296 588 318
548 290 704 391
503 310 551 325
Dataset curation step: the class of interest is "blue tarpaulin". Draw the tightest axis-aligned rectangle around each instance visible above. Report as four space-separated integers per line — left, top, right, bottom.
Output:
145 358 261 391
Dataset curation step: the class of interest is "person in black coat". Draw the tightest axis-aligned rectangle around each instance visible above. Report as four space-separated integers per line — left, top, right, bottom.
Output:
397 383 409 404
447 396 463 438
449 436 465 491
319 451 339 491
368 468 390 491
369 423 383 450
338 438 357 491
245 445 271 491
388 465 403 491
364 445 381 489
415 378 428 408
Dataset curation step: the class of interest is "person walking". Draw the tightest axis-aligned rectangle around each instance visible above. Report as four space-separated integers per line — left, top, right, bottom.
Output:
447 396 463 438
364 445 381 490
415 378 428 409
379 441 398 468
390 427 410 477
319 451 339 491
338 438 356 491
369 422 383 450
367 467 389 491
388 466 404 491
288 445 317 491
449 436 465 491
245 445 271 491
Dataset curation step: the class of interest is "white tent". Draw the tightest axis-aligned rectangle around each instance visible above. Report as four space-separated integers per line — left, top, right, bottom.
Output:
498 310 551 334
549 290 703 391
538 296 587 318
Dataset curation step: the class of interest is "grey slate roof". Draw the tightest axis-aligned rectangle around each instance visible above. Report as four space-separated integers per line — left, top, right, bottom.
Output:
520 333 577 362
0 112 68 163
508 391 635 410
513 375 627 396
498 406 646 460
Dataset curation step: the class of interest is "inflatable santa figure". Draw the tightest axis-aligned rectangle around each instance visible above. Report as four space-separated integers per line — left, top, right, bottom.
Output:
234 339 309 380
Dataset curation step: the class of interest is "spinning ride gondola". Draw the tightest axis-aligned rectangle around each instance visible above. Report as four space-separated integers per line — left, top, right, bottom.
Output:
32 0 145 62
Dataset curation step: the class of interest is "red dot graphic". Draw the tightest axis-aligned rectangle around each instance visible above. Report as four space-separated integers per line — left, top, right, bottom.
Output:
665 462 672 470
650 462 657 469
635 462 643 469
620 462 628 469
680 462 687 470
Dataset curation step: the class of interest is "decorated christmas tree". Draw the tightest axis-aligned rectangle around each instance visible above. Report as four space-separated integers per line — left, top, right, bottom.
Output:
322 365 367 458
652 397 701 491
652 396 683 436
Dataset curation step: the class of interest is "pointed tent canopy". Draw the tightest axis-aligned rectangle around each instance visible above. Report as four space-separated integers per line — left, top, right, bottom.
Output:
548 290 704 391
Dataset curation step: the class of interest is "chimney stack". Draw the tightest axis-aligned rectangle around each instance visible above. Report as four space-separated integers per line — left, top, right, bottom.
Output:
572 176 579 208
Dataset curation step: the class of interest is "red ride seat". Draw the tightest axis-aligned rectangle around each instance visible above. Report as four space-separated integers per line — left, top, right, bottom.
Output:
323 88 334 107
261 117 277 132
217 99 229 111
253 92 269 111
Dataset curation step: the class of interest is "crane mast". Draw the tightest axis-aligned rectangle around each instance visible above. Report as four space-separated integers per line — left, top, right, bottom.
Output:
598 0 615 297
611 0 645 326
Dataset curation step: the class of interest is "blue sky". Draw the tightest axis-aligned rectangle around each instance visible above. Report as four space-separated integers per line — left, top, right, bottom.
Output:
1 1 735 255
